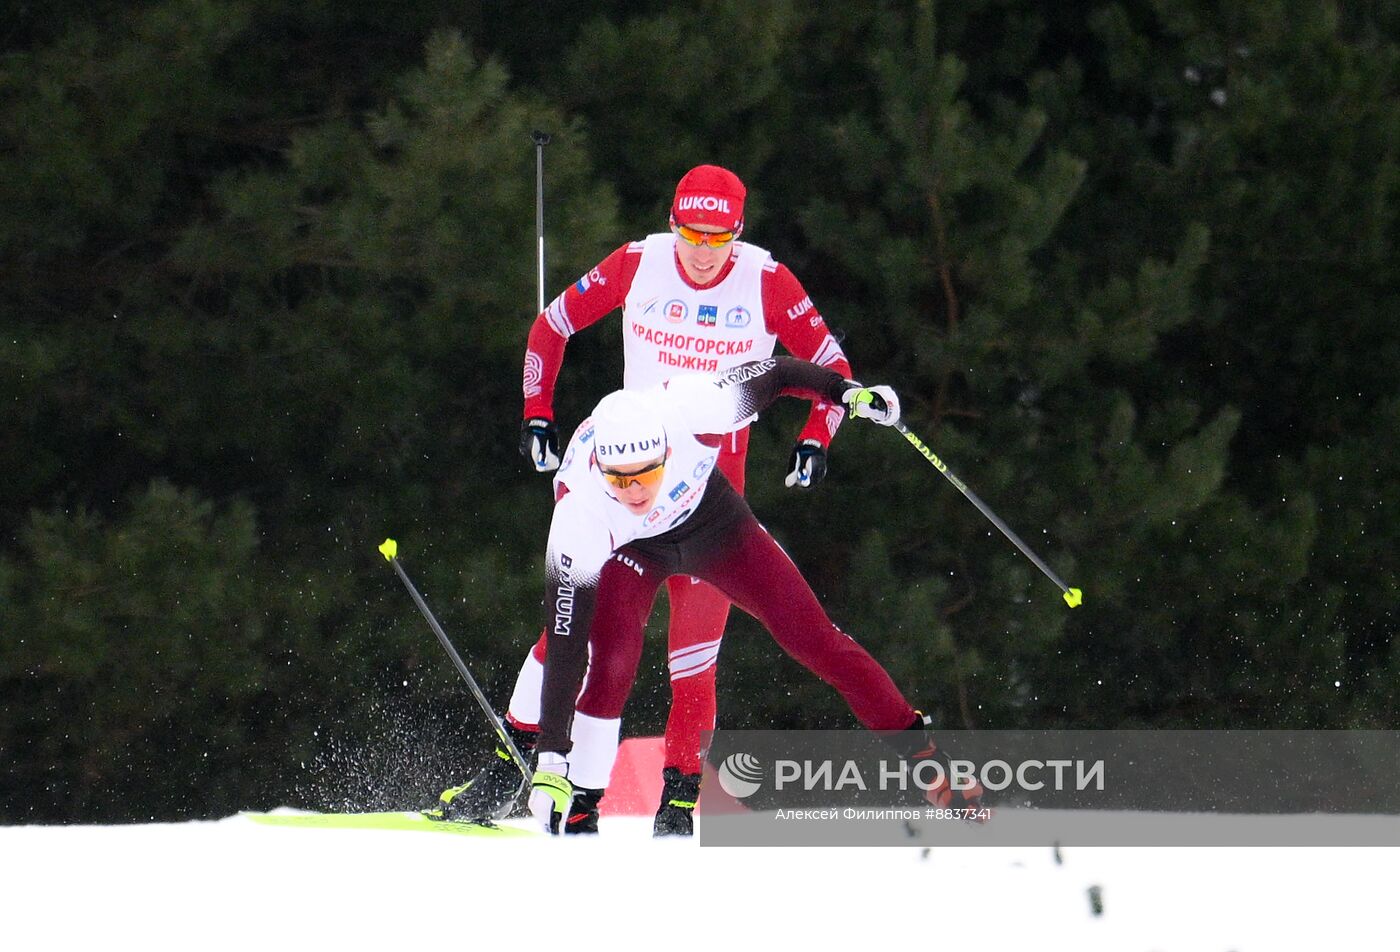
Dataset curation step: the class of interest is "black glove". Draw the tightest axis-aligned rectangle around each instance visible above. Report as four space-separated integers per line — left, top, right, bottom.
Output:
784 439 827 489
519 417 560 472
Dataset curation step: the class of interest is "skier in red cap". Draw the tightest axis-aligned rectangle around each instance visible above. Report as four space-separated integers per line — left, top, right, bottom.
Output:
439 165 855 836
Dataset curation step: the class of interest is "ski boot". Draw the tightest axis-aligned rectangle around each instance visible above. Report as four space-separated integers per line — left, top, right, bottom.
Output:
894 712 987 822
652 766 702 837
431 723 536 822
564 787 604 835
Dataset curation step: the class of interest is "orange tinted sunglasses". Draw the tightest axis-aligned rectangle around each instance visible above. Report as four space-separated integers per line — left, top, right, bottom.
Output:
600 458 667 491
674 223 738 248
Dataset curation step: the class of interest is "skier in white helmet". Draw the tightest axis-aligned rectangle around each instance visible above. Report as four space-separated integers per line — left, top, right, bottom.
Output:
510 356 984 834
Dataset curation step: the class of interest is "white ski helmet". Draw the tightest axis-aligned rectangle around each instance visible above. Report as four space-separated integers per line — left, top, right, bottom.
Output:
591 390 668 467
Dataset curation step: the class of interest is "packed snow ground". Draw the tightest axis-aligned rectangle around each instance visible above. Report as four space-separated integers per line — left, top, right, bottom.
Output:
3 813 1392 949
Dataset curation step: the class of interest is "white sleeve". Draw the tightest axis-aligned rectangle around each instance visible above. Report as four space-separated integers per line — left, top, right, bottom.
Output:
664 356 845 435
544 490 616 590
661 362 775 434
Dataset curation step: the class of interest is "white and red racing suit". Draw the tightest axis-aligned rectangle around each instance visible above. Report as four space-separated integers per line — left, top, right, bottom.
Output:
513 235 853 775
534 358 917 789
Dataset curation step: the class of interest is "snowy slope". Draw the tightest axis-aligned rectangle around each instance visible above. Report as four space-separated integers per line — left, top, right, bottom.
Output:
3 813 1393 949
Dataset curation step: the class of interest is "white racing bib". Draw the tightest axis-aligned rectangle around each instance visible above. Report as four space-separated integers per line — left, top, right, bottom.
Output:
621 234 778 394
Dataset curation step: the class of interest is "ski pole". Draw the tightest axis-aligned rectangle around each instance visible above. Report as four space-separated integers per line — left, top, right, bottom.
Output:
377 539 533 782
893 423 1083 608
531 130 551 315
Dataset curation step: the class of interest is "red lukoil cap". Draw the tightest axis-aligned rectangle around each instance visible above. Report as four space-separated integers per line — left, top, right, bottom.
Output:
671 165 746 232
